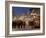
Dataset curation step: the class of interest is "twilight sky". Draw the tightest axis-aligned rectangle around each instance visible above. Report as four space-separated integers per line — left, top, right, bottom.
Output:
12 7 32 16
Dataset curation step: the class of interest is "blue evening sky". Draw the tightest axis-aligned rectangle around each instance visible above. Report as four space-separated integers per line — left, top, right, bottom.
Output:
12 7 32 16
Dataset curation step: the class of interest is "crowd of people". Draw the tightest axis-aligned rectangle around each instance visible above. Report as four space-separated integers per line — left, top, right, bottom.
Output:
12 13 40 30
